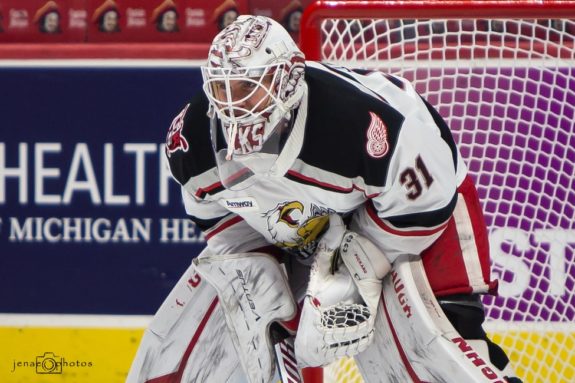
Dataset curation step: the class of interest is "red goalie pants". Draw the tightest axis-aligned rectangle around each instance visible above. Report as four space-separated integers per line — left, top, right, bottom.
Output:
421 175 498 297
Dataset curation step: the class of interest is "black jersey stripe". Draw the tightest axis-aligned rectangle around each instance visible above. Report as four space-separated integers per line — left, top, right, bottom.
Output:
384 191 458 229
420 96 458 171
367 202 450 237
315 63 389 104
383 74 405 90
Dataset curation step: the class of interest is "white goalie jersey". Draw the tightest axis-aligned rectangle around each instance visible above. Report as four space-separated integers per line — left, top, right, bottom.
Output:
128 59 508 383
166 61 496 298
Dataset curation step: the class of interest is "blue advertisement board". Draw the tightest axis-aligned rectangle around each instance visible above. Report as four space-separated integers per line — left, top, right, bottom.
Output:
0 64 206 315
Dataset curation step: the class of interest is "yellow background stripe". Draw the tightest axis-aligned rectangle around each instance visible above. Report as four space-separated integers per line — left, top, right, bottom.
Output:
0 327 143 383
1 327 573 382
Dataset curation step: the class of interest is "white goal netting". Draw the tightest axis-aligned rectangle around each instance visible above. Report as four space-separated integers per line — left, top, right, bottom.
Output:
300 3 575 382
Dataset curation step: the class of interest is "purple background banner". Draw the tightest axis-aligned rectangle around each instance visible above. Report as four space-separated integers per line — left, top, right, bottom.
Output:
411 67 575 322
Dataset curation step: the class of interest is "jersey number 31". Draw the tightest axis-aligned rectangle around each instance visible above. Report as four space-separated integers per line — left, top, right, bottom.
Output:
400 155 434 200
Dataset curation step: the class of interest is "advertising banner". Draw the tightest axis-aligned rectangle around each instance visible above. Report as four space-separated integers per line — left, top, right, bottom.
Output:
0 64 205 315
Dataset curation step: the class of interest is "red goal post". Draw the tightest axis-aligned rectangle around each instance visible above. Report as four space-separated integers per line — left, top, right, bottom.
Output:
299 1 575 382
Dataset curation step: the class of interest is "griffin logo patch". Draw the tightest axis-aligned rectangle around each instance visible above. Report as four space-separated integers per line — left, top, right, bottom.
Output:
165 104 190 158
366 111 389 159
263 202 333 254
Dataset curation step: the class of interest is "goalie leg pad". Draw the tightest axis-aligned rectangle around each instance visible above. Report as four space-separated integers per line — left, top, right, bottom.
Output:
194 252 297 383
354 255 510 383
439 297 521 381
127 253 243 383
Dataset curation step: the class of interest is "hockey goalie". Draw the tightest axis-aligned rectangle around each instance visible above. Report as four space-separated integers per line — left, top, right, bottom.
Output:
127 15 523 383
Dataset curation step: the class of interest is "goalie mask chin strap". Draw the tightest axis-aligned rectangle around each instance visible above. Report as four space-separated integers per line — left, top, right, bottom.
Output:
225 122 238 160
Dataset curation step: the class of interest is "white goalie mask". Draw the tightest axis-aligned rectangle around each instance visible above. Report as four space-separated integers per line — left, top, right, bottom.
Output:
201 15 307 190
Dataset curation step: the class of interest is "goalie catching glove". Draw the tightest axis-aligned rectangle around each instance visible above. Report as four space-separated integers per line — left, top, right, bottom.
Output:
295 214 392 367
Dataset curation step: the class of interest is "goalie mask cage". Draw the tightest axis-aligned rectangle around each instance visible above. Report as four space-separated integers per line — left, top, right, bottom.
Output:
300 1 575 382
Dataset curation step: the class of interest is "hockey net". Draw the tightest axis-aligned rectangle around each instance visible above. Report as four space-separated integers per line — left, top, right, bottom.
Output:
300 1 575 382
